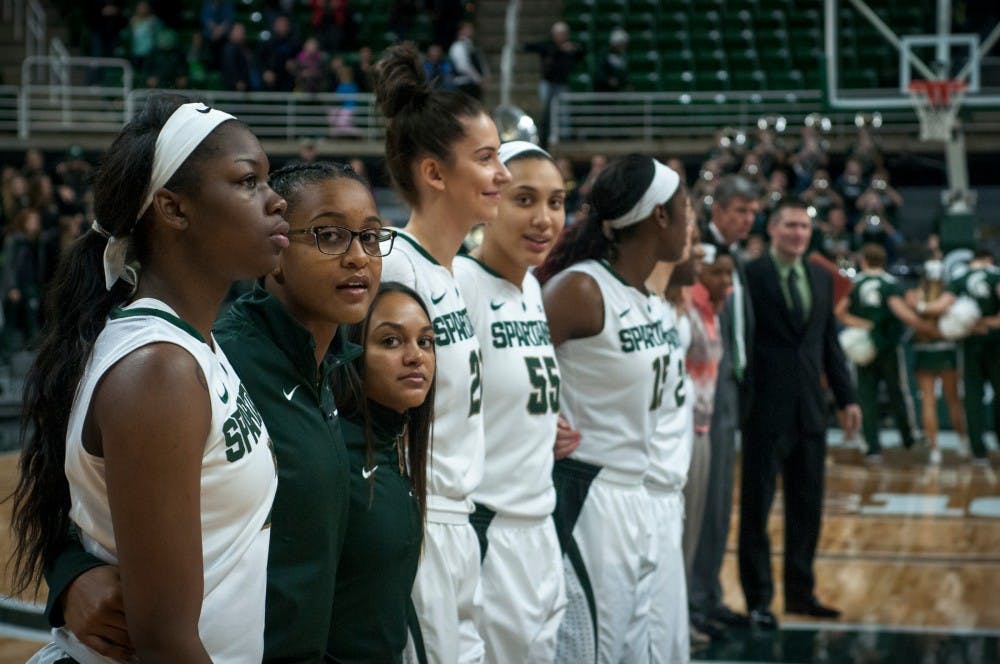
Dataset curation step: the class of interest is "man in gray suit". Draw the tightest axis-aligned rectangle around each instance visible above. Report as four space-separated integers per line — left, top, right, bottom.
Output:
689 175 758 638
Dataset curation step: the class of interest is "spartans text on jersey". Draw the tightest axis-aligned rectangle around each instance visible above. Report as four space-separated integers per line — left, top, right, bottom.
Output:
619 320 678 353
224 384 267 462
491 319 552 349
433 308 477 347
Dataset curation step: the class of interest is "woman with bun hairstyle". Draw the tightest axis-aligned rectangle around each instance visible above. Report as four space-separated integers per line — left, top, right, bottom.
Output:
537 154 690 663
374 43 510 663
454 141 578 663
11 94 287 663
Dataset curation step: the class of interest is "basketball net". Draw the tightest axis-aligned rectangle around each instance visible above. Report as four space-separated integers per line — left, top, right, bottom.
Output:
907 79 968 142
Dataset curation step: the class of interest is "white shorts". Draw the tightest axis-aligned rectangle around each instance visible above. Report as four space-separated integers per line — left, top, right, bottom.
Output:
555 470 656 664
646 486 689 664
408 514 484 664
479 514 566 664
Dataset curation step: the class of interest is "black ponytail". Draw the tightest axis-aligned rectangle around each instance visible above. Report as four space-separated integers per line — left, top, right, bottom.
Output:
8 93 235 592
536 154 654 285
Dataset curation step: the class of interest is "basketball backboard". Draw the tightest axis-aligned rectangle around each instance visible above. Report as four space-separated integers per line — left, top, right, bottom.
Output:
824 0 1000 110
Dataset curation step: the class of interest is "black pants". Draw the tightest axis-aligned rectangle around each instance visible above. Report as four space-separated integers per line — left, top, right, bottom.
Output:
738 428 826 610
857 346 916 454
688 372 739 616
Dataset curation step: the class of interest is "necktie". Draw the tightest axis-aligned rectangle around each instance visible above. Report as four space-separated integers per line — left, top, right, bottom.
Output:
788 268 804 323
732 268 746 382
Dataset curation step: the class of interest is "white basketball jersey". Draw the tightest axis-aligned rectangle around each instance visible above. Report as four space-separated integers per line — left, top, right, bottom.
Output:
382 232 484 513
61 299 276 664
646 301 694 491
455 256 557 518
555 259 674 477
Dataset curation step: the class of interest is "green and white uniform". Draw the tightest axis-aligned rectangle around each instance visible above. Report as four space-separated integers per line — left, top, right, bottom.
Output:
215 285 360 661
455 256 565 664
948 264 1000 458
645 301 692 664
552 259 668 664
48 299 276 664
382 231 486 664
326 402 423 663
848 271 917 454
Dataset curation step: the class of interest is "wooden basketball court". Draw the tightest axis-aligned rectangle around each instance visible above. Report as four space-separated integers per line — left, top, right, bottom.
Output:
0 442 996 662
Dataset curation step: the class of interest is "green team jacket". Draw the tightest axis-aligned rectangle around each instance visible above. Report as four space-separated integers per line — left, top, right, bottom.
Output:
848 271 905 351
44 285 360 663
949 265 1000 340
326 401 423 663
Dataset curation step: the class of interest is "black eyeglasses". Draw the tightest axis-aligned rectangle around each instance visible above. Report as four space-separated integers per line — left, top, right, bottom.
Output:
287 225 397 257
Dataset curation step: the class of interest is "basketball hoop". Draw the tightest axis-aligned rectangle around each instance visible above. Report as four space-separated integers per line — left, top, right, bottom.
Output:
907 79 968 142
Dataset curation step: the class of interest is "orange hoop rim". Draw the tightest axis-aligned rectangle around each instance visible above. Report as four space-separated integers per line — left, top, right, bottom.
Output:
907 79 969 107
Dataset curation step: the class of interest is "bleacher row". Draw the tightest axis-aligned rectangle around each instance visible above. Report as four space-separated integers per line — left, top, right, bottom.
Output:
563 0 936 93
223 0 437 52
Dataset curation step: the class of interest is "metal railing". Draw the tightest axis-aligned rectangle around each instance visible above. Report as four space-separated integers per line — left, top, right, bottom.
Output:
0 86 21 135
19 56 134 138
3 0 24 40
127 89 384 142
14 54 385 141
499 0 520 107
25 0 45 61
7 55 1000 145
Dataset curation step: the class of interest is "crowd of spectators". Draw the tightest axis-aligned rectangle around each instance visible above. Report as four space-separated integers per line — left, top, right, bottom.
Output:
548 120 922 278
0 148 90 356
71 1 472 95
0 118 930 361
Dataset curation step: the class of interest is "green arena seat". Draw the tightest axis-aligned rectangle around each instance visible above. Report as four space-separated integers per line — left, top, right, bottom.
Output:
659 69 691 90
629 71 661 91
570 72 592 92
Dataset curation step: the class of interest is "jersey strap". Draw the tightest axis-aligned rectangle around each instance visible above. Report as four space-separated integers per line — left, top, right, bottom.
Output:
109 306 207 344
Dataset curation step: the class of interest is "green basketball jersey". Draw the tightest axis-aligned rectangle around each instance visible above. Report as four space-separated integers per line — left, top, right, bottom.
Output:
849 272 904 350
948 265 1000 318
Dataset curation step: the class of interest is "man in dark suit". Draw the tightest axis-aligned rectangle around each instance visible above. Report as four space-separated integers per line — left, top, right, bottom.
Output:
689 175 758 638
739 199 861 629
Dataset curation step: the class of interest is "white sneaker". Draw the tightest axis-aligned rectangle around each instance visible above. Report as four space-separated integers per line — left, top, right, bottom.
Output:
864 453 883 466
957 436 971 459
929 448 942 465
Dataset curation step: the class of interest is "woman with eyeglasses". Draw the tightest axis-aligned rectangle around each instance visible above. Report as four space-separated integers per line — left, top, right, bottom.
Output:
214 161 393 660
39 161 398 662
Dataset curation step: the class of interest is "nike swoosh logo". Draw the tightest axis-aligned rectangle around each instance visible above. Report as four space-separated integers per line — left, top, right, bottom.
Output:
217 384 229 404
195 104 212 113
619 307 631 318
490 300 505 311
361 465 378 479
431 291 446 305
283 385 301 401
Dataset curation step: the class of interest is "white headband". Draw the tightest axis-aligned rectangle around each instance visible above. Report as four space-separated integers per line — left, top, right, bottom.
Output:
99 102 236 290
498 140 551 164
137 102 236 220
604 159 681 231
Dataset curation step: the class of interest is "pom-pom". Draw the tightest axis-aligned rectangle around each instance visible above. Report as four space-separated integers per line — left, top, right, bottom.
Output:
939 295 981 340
839 327 877 366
